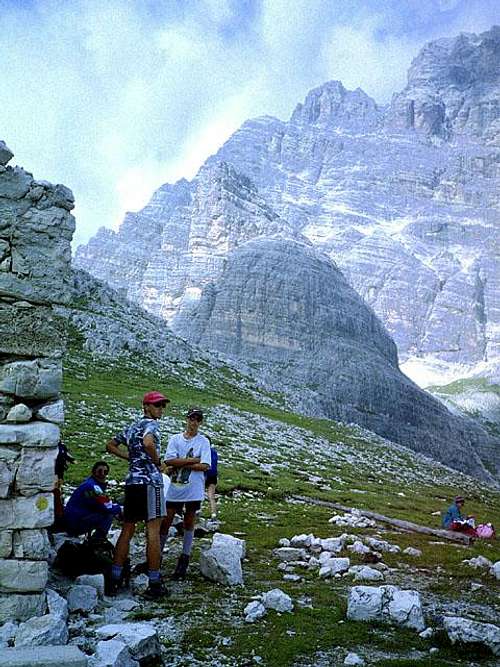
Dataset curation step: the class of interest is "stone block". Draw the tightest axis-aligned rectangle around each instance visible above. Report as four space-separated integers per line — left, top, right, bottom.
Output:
12 530 50 560
67 585 98 614
0 141 13 166
0 422 59 448
16 447 57 496
0 301 65 357
95 624 161 661
0 460 16 498
0 493 54 529
15 613 68 647
0 166 32 200
0 531 12 558
35 400 64 425
46 589 68 621
0 360 62 400
0 395 14 421
0 592 46 623
6 405 32 423
0 645 87 667
0 559 48 593
75 574 105 598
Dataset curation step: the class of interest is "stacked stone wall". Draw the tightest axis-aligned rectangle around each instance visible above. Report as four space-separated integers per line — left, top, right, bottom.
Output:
0 140 75 622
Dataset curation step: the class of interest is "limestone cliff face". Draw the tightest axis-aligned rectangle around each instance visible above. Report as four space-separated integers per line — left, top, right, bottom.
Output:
177 238 498 484
75 27 500 380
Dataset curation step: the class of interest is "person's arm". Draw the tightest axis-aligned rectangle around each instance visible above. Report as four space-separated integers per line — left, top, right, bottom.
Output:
84 482 121 515
106 437 129 461
190 462 210 472
166 456 201 467
190 437 211 472
143 433 161 468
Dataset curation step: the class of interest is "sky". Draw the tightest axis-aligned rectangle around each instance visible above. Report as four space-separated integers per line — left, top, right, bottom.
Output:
0 0 498 247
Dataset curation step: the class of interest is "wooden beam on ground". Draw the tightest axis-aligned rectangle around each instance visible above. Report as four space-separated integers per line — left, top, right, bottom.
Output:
291 495 472 545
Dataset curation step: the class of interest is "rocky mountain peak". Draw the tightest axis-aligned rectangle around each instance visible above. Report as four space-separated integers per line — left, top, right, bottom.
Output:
290 80 380 130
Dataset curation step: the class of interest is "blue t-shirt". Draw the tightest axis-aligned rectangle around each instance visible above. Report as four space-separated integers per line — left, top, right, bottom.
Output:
206 447 218 477
64 476 121 521
114 417 163 487
442 503 463 529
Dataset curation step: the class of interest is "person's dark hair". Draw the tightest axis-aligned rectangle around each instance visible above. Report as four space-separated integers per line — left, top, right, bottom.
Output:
92 461 109 475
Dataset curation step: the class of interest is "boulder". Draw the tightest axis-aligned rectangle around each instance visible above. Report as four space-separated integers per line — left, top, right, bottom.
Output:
89 639 138 667
490 561 500 580
365 537 400 553
353 566 384 582
199 539 244 586
0 360 62 401
273 547 308 562
6 404 32 423
0 559 48 593
290 534 313 548
212 532 246 559
0 494 54 529
262 588 293 613
0 645 87 667
443 616 499 656
0 422 59 448
0 620 18 647
46 589 68 621
95 623 161 661
67 585 98 614
0 141 13 166
344 653 365 665
0 592 46 623
15 613 68 646
403 547 422 557
464 555 492 569
12 529 51 560
244 600 267 623
0 531 12 558
130 574 149 596
347 585 425 632
15 447 58 496
320 537 343 553
347 541 371 555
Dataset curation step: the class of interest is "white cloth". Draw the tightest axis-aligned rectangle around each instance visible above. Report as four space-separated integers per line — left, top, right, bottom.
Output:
164 432 211 502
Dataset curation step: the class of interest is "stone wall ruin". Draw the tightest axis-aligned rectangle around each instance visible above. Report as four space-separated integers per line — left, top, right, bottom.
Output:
0 140 75 622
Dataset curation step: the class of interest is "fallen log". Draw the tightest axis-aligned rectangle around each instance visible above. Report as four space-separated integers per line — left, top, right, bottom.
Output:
291 495 472 545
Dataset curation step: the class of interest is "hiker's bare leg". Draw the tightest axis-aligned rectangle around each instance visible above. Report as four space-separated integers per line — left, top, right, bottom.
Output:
207 483 217 516
146 517 163 571
114 522 135 566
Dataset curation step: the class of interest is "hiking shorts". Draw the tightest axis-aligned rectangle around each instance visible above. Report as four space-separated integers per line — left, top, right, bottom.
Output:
166 500 201 514
123 484 165 523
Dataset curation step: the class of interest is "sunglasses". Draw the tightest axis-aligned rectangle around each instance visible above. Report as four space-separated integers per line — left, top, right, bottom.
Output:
151 401 167 408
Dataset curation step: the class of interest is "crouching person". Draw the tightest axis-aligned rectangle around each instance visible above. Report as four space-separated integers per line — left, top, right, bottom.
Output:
63 461 121 539
159 407 211 580
106 391 170 598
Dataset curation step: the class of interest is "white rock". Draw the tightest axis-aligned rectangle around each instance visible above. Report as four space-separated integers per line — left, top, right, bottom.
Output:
212 532 246 559
67 584 98 613
273 547 308 562
0 531 12 558
47 588 68 621
35 400 65 425
463 555 492 569
15 447 58 495
244 600 267 623
262 588 293 613
278 538 290 547
15 613 68 646
89 639 138 667
365 537 400 553
328 557 350 575
0 620 17 646
290 533 313 548
347 541 371 555
283 574 302 582
319 566 333 579
354 566 384 582
95 623 161 661
344 652 365 665
0 592 46 623
443 616 500 656
320 537 343 553
6 404 32 423
0 421 60 447
419 627 434 639
490 561 500 580
12 529 51 560
200 539 244 586
347 585 425 631
403 547 422 557
388 588 425 631
76 574 105 598
0 558 48 593
113 598 140 612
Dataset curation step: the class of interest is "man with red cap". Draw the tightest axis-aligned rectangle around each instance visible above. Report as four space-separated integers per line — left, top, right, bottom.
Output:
106 390 169 598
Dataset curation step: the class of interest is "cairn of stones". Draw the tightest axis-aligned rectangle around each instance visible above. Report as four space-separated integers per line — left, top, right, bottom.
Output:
0 140 75 622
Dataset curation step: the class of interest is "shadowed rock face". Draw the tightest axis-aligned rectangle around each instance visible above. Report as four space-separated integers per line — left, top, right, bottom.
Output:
176 238 498 484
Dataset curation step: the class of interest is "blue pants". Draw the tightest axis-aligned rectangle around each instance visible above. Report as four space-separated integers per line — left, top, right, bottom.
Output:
65 512 113 539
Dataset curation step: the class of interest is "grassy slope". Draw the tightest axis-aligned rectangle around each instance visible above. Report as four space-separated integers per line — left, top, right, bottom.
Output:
62 347 500 667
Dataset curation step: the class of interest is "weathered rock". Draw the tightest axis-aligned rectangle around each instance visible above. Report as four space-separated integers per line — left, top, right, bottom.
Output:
0 645 87 667
0 592 46 623
353 566 384 582
75 575 105 598
0 422 59 448
0 559 48 593
347 541 371 555
0 493 53 529
244 600 267 623
46 588 68 621
67 585 98 614
490 561 500 580
0 360 62 400
273 547 308 562
15 447 58 496
290 534 313 548
344 653 365 666
12 530 50 560
0 141 13 166
212 532 246 559
347 585 425 631
403 547 422 557
199 539 244 586
34 400 64 425
89 639 138 667
95 623 161 661
320 537 343 553
464 555 492 569
443 616 500 656
0 302 66 357
0 531 12 558
130 574 149 596
364 538 400 553
15 613 68 646
0 619 18 647
6 405 32 424
262 588 293 613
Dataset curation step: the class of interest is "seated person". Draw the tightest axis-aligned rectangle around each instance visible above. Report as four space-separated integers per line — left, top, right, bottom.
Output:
442 495 476 535
63 461 121 539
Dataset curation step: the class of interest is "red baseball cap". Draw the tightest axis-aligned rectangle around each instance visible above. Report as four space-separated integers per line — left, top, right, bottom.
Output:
143 391 170 405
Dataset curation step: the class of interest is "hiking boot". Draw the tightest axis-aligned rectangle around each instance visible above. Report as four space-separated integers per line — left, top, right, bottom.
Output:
171 554 190 580
105 578 121 597
143 580 169 600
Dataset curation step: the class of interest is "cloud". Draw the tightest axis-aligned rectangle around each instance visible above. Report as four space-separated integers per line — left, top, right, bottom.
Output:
0 0 497 247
